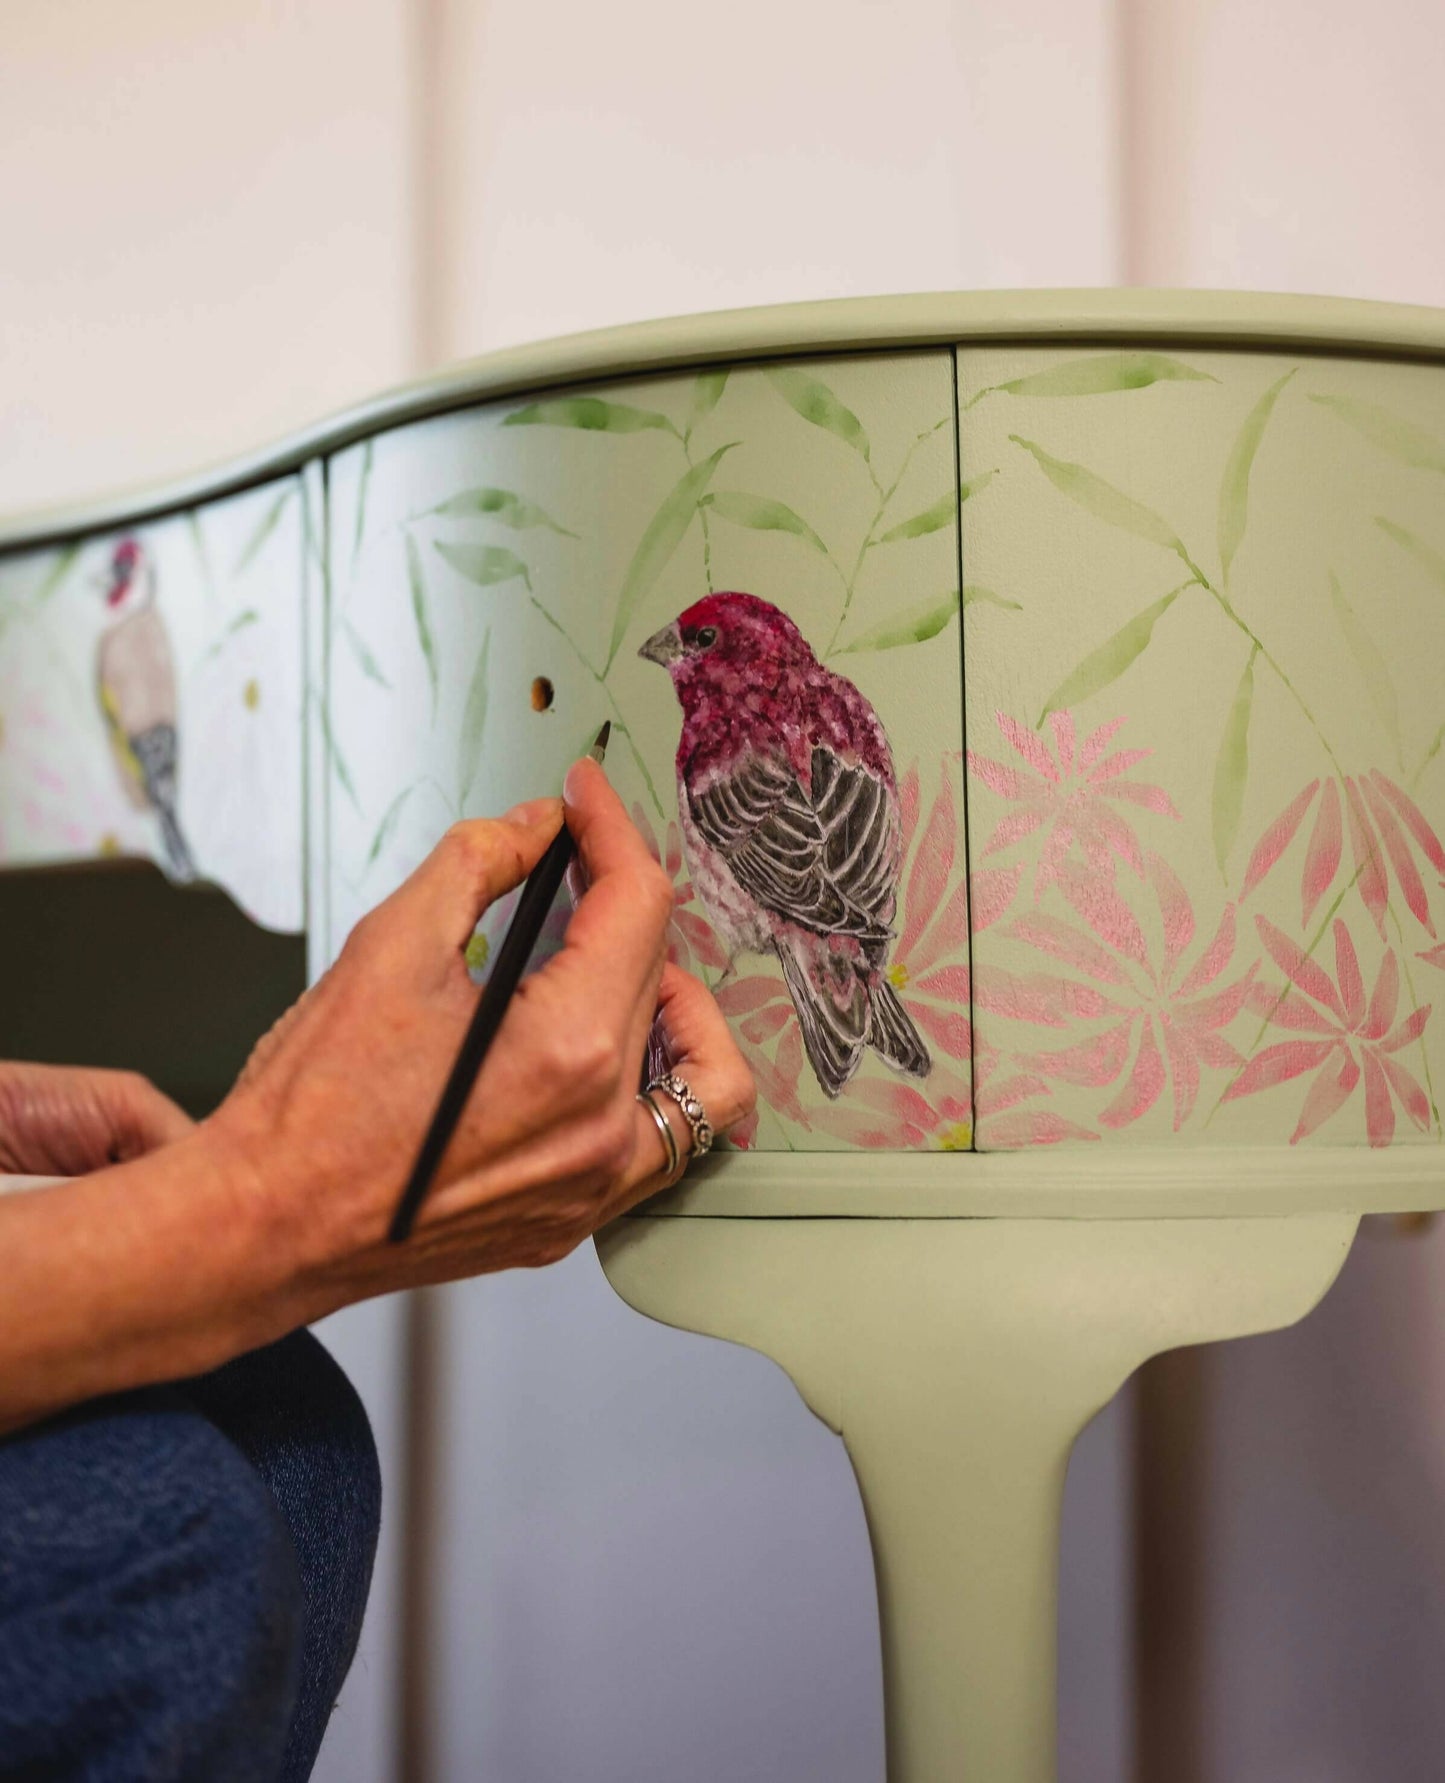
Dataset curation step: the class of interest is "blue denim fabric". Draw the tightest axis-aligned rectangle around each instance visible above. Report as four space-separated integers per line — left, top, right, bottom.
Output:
0 1330 380 1781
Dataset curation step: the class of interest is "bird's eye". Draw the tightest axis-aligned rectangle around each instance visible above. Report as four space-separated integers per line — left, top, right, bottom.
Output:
695 625 718 649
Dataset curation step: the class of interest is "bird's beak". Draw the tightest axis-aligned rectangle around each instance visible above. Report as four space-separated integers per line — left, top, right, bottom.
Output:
638 621 683 667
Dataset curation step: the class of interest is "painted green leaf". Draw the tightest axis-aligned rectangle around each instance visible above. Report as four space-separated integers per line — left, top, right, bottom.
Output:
341 616 392 688
310 686 360 814
1011 436 1198 575
688 371 729 433
963 584 1022 612
992 353 1217 399
503 396 676 436
1329 571 1401 763
434 540 532 591
1213 647 1257 876
701 491 829 555
34 542 80 604
1217 369 1294 585
352 439 373 569
878 491 954 543
833 593 958 654
195 609 259 668
185 513 215 598
464 929 491 975
427 486 577 536
456 629 492 808
960 471 996 503
766 368 870 462
234 487 294 575
1309 394 1445 474
405 534 439 718
606 443 736 672
1376 516 1445 589
1037 586 1184 722
365 781 418 867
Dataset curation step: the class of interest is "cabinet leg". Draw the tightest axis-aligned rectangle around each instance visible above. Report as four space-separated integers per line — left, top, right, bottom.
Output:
597 1213 1357 1783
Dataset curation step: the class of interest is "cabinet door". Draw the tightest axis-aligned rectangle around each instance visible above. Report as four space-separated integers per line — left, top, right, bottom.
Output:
0 477 306 931
958 343 1445 1151
324 352 969 1151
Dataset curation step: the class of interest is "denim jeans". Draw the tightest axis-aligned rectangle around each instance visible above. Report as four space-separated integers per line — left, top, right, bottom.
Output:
0 1330 381 1781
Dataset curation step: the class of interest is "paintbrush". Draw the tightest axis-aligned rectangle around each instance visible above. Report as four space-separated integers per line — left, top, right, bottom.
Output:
388 721 611 1243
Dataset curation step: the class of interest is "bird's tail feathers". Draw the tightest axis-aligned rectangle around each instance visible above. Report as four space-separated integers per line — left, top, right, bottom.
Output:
776 944 865 1100
156 802 197 883
868 979 932 1081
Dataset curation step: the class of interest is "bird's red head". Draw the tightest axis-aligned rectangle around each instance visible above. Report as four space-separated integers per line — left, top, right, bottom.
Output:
638 592 815 698
106 537 141 606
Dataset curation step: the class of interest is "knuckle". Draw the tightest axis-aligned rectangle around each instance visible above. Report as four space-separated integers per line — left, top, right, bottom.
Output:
585 1107 634 1183
545 1025 619 1100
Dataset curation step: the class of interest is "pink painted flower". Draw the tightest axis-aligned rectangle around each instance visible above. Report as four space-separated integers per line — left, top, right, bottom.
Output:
995 852 1256 1132
1242 771 1445 939
967 709 1179 899
631 801 729 975
1225 915 1432 1146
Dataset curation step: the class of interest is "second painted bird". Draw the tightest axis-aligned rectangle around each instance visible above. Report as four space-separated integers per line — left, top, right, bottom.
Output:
641 591 931 1098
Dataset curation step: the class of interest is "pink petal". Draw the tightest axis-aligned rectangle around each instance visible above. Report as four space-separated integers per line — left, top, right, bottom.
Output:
1194 1030 1245 1071
1246 983 1342 1035
1180 967 1258 1032
1032 822 1074 901
673 908 727 969
913 964 971 1001
664 822 683 879
1362 1050 1396 1146
977 1110 1100 1148
716 976 790 1017
1363 950 1400 1041
1016 1018 1135 1087
1178 905 1237 996
1334 920 1365 1030
976 1070 1052 1115
1223 1039 1337 1102
1417 942 1445 971
1381 1003 1431 1054
1003 911 1132 984
1344 777 1389 940
1242 781 1320 901
1055 863 1150 968
1364 775 1435 936
1098 1021 1167 1127
1097 779 1182 818
1082 804 1146 877
631 801 662 861
1371 772 1445 875
1160 1019 1202 1129
1379 1051 1431 1131
898 763 921 843
1301 779 1342 928
1290 1049 1360 1144
981 807 1048 856
1087 747 1151 783
913 1005 973 1060
1049 710 1075 775
967 752 1039 801
995 712 1060 782
973 966 1120 1028
1078 715 1128 772
814 1107 914 1147
909 875 972 978
969 865 1022 935
1149 853 1195 980
899 773 957 959
741 1004 792 1045
1255 916 1345 1018
845 1078 938 1127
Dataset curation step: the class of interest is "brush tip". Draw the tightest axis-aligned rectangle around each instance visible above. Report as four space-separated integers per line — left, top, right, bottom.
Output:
591 720 611 761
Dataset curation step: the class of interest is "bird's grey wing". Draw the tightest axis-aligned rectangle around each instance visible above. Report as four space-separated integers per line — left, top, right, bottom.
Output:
689 746 895 941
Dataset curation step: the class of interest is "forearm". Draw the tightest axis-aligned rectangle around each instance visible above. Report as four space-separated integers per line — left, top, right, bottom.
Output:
0 1126 313 1435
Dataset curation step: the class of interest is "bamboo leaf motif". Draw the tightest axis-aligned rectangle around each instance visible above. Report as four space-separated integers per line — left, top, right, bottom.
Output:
986 353 1218 401
1010 436 1199 574
1037 586 1185 722
1310 394 1445 474
606 443 736 672
34 542 80 605
766 368 870 462
1217 369 1295 585
185 514 215 599
234 486 295 575
960 471 996 503
1377 516 1445 589
878 491 954 543
341 616 392 688
365 781 419 867
503 396 677 436
702 491 829 555
434 540 532 591
310 687 360 814
1213 647 1258 876
352 439 374 569
963 584 1023 612
427 487 577 536
687 371 729 433
456 629 492 808
1329 571 1401 763
833 593 959 654
196 609 259 667
405 534 439 718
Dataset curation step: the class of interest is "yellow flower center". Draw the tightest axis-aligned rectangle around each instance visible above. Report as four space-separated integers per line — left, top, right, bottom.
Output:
243 678 261 710
937 1121 972 1151
888 960 910 989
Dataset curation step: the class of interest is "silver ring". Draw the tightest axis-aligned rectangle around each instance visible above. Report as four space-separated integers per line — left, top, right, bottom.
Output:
636 1091 682 1185
647 1072 713 1161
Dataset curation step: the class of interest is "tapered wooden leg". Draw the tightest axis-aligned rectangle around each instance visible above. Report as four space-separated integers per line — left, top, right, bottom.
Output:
597 1213 1357 1783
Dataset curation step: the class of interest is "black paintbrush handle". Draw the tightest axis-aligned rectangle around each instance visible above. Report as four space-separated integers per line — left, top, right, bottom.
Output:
388 823 574 1244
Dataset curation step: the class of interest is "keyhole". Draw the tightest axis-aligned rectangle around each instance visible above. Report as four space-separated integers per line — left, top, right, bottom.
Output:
531 676 555 712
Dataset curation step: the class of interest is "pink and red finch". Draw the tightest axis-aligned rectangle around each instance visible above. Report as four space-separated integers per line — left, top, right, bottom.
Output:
640 591 931 1098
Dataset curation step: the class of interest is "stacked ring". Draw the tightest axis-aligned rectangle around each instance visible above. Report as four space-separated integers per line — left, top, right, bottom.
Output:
646 1072 714 1160
636 1090 683 1186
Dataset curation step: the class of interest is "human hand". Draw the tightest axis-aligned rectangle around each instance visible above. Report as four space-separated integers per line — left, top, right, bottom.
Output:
0 1061 193 1177
210 755 754 1314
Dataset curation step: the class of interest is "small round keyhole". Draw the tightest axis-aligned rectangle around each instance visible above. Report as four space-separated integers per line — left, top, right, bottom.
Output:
531 676 555 712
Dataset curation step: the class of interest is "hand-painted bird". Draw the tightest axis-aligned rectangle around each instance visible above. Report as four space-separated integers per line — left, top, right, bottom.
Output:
640 591 930 1098
96 537 195 880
